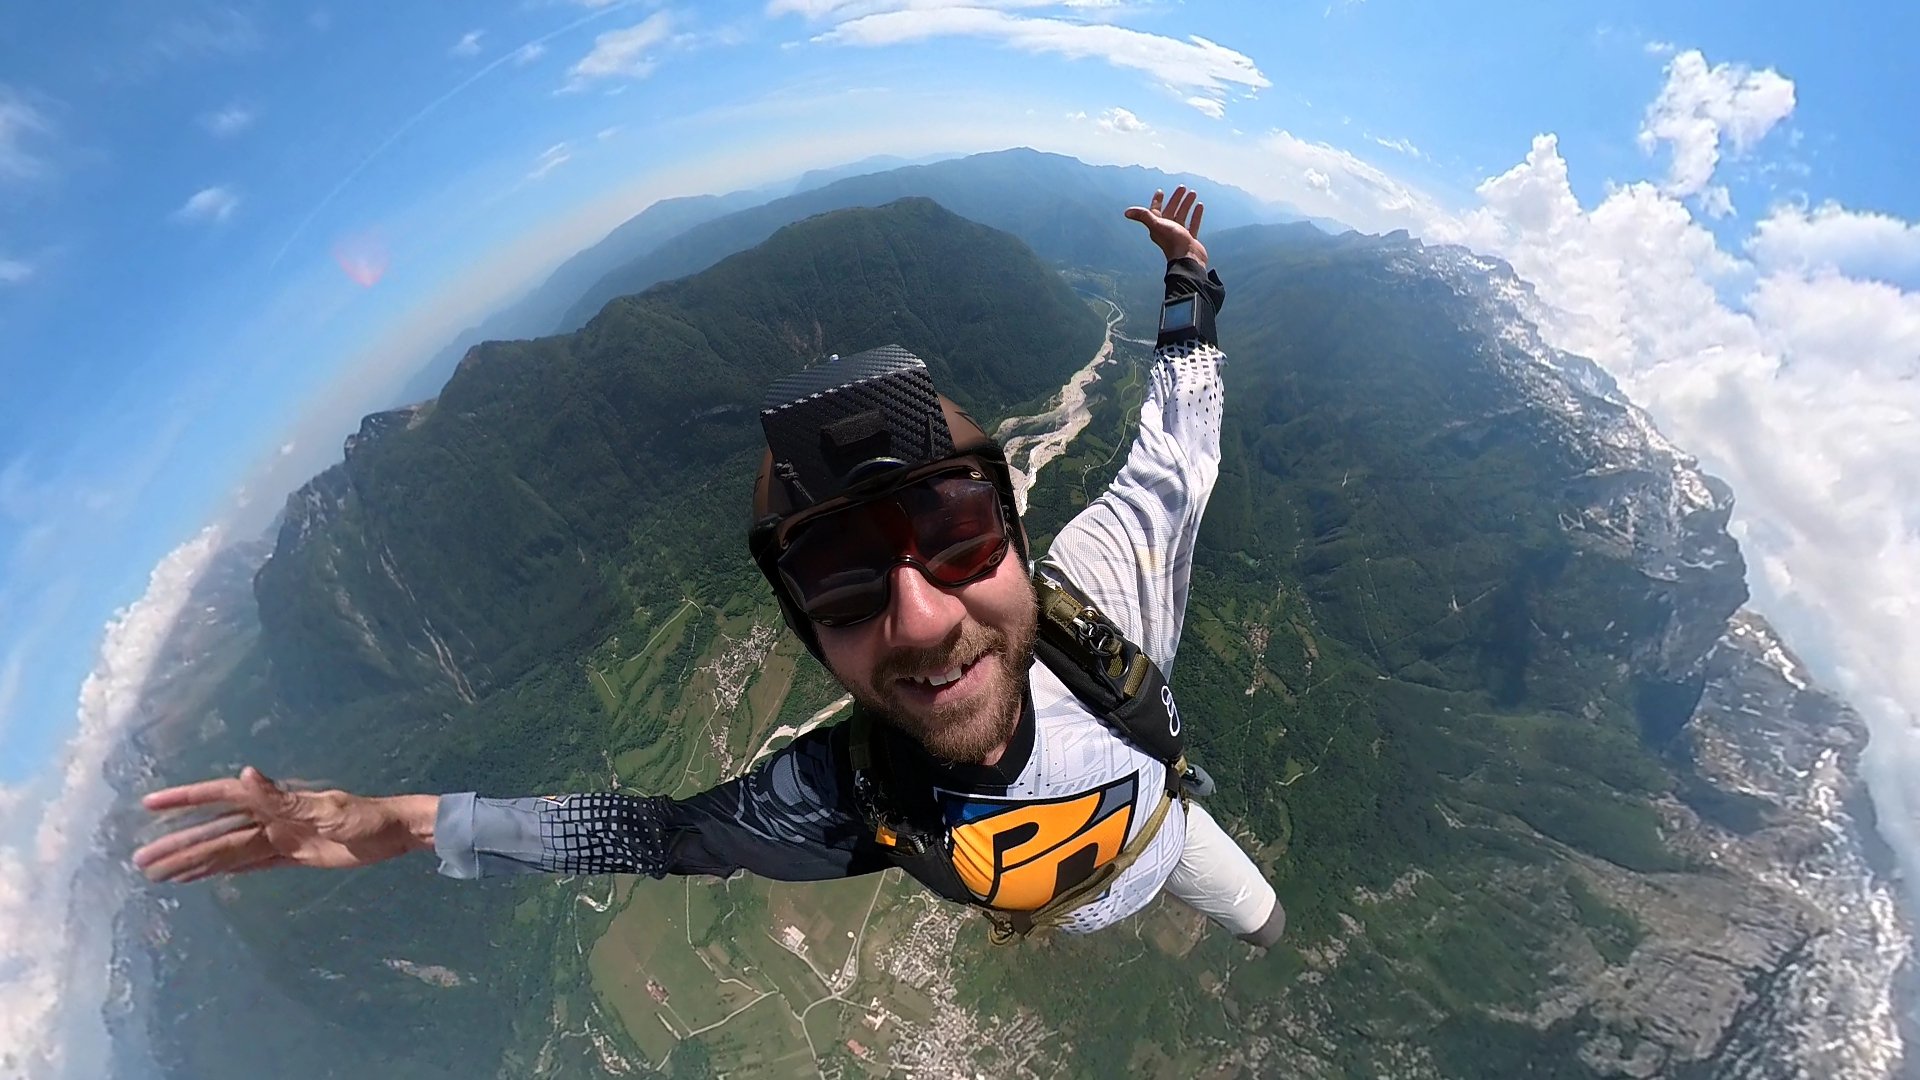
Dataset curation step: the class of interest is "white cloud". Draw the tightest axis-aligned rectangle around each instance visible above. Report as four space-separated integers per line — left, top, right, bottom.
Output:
528 142 573 180
777 2 1268 118
1262 128 1436 220
1699 183 1734 219
451 29 485 58
0 527 225 1079
1096 106 1147 134
0 88 52 182
1638 48 1795 196
1437 115 1920 916
1184 95 1224 120
196 103 257 137
1748 201 1920 280
512 41 548 66
565 13 673 90
1644 39 1676 56
1368 133 1424 159
0 258 30 285
172 185 239 223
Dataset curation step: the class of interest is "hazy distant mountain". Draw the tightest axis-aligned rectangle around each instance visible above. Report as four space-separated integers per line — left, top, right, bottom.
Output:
390 156 966 407
390 187 775 406
553 147 1285 331
397 149 1291 410
781 152 946 194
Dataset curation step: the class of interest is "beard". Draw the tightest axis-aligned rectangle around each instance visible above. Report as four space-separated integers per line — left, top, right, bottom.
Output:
848 604 1037 765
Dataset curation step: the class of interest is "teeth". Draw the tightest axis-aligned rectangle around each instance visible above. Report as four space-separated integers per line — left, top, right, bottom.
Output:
916 663 967 688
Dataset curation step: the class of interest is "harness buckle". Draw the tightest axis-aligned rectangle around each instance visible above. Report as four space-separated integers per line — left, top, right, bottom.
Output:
1072 608 1121 658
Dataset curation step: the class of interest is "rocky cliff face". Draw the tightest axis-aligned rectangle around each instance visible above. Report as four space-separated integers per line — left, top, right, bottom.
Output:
1419 244 1749 689
1400 240 1912 1077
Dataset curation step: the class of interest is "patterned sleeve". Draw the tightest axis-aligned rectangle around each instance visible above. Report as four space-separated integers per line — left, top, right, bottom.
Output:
1042 260 1225 675
433 724 891 882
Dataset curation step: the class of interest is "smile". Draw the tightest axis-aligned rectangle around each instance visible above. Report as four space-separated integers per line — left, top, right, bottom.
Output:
908 657 978 687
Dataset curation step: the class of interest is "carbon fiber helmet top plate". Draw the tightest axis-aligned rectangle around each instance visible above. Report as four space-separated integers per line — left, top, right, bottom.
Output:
759 346 956 512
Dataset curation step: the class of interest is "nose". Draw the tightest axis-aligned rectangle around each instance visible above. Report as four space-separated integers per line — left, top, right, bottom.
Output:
881 563 968 648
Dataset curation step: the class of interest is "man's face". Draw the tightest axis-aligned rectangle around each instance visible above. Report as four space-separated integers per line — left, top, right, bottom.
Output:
816 548 1037 765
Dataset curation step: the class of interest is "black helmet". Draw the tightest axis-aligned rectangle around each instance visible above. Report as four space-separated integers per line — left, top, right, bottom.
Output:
747 345 1027 659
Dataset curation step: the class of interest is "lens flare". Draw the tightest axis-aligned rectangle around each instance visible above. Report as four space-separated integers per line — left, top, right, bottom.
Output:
331 233 389 287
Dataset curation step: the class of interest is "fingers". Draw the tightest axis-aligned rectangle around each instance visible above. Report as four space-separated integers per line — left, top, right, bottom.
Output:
141 776 250 813
132 811 255 871
1189 200 1205 238
139 818 273 883
1169 187 1198 225
144 766 306 831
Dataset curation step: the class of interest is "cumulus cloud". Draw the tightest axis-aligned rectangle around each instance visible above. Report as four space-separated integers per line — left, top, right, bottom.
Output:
1302 167 1330 192
1436 91 1920 900
1638 48 1795 197
172 185 239 224
450 29 485 58
196 103 257 137
0 527 225 1079
1096 106 1147 134
774 1 1269 118
1698 184 1734 219
0 88 52 182
564 13 673 90
1748 201 1920 280
511 41 548 66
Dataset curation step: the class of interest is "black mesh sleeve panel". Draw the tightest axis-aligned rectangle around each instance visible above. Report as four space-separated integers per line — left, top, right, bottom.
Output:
465 724 888 882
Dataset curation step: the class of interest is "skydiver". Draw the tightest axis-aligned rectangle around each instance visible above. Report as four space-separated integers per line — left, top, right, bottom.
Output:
135 186 1285 949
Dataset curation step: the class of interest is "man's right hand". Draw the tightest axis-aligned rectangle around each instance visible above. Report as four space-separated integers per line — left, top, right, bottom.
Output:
133 766 438 884
1124 185 1209 269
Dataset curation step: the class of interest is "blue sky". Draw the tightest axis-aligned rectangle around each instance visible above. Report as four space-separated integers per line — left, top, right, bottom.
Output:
0 0 1916 790
8 2 1920 1071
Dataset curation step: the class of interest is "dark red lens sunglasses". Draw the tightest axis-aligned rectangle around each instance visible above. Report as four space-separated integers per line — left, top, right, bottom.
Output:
775 466 1013 627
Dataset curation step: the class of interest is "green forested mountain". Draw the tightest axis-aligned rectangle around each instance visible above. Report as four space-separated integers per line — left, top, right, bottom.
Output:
135 183 1875 1080
391 186 776 407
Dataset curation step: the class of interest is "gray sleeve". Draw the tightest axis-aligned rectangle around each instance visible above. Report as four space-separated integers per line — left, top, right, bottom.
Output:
430 727 887 883
432 790 671 879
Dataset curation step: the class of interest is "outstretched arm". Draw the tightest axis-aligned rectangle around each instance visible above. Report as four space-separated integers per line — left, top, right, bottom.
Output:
435 724 887 881
136 726 888 885
1043 187 1227 675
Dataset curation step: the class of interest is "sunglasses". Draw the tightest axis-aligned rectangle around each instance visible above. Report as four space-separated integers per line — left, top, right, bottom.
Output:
775 466 1013 627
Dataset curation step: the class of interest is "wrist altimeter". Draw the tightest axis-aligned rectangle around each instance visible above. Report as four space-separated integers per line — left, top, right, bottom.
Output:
1157 289 1216 350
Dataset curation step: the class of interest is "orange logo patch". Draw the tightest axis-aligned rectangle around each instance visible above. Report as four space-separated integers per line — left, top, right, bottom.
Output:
939 774 1138 911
